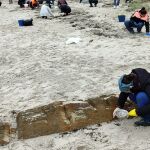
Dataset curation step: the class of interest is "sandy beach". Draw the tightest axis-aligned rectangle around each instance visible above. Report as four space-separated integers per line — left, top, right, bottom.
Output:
1 0 150 149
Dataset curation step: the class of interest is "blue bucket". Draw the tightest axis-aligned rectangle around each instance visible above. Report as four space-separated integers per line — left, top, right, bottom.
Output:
118 15 125 22
18 20 24 26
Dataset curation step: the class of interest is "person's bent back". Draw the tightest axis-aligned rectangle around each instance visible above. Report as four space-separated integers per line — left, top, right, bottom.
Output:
60 4 71 16
30 0 39 9
124 7 149 34
58 0 67 7
116 68 150 126
40 4 54 18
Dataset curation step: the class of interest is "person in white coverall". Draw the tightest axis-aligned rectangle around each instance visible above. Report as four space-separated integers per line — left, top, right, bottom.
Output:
40 4 54 19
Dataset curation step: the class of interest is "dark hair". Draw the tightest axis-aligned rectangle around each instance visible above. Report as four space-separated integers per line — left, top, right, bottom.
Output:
122 73 136 84
139 7 147 15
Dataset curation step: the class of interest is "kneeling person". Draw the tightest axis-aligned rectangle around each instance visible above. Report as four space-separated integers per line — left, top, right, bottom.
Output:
40 3 54 19
116 68 150 126
59 4 71 16
124 7 149 34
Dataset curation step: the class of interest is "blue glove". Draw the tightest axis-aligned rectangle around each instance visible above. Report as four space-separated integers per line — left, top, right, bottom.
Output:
145 33 150 36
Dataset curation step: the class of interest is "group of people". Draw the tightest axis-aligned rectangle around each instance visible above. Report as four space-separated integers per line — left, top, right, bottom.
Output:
113 0 132 9
18 0 150 35
113 6 150 127
18 0 39 8
40 0 71 18
18 0 55 9
111 2 150 127
16 1 150 127
17 0 71 17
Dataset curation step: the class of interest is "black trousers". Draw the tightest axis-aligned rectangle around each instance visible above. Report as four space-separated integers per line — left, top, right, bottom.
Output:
89 0 98 6
60 5 71 15
42 16 48 19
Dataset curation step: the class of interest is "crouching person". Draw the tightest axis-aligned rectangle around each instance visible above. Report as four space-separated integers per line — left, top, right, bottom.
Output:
30 0 39 9
115 68 150 126
18 0 25 8
124 7 149 34
59 4 71 16
58 0 68 7
40 3 54 19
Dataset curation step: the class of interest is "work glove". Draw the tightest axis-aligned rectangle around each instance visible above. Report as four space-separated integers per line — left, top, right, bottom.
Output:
128 109 137 117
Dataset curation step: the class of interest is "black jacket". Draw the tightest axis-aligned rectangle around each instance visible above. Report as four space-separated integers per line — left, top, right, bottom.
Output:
18 0 25 5
118 68 150 116
60 4 71 14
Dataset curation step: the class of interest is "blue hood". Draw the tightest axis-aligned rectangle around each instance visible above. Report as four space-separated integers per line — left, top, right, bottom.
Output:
118 75 133 92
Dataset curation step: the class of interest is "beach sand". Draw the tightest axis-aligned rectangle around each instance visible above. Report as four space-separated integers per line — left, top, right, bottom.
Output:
1 0 150 149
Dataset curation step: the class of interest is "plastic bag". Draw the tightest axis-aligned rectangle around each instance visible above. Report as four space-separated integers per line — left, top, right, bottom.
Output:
66 37 81 44
113 107 128 119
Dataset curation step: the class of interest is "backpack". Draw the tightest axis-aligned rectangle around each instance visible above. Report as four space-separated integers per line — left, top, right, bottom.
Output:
23 19 33 26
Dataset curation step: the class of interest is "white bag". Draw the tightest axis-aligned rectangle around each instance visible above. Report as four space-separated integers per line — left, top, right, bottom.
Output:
113 107 128 119
66 37 81 44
